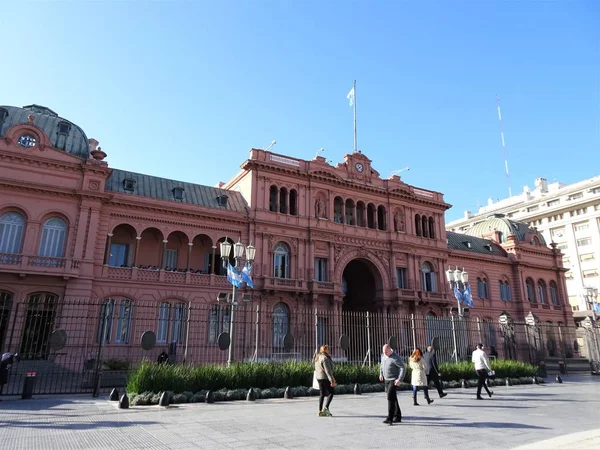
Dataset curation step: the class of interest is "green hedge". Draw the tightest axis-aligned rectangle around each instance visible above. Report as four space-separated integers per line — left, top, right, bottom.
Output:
127 359 537 395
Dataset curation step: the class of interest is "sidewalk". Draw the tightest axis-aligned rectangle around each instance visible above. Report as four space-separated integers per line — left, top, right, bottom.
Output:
513 429 600 449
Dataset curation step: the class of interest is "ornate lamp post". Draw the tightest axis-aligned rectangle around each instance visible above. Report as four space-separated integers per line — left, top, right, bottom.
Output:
220 238 256 366
445 267 469 317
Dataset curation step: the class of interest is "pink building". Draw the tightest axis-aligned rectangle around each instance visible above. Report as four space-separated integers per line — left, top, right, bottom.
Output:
0 104 572 381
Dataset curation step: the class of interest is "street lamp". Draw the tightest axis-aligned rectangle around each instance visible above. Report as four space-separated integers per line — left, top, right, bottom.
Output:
220 238 256 366
445 266 469 317
584 286 599 323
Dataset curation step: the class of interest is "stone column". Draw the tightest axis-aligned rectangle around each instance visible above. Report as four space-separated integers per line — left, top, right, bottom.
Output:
187 242 193 271
328 243 335 282
133 236 141 267
103 233 113 265
211 245 217 274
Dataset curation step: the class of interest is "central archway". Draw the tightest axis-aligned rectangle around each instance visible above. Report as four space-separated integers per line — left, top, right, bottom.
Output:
342 258 383 312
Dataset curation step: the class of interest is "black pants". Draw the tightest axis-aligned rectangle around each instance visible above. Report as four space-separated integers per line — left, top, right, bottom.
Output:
384 380 402 420
427 371 444 396
318 379 334 411
476 370 492 397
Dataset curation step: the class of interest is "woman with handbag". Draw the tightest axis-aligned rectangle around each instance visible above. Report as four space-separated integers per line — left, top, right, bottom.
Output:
409 348 434 406
314 344 336 417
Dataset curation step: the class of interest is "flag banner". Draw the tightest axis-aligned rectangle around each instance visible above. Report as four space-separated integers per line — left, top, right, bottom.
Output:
227 263 241 288
593 302 600 313
453 285 463 304
347 87 355 106
241 262 254 288
463 285 475 308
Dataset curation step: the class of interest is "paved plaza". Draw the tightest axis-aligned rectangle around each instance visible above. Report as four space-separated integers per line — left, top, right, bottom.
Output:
1 376 599 449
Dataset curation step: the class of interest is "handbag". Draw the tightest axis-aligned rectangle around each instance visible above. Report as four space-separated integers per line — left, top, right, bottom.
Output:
312 371 319 389
488 370 496 379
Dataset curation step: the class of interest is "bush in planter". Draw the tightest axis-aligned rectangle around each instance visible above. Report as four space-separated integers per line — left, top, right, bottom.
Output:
103 359 130 371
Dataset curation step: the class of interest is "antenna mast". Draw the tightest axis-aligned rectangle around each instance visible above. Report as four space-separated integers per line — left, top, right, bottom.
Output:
496 95 512 198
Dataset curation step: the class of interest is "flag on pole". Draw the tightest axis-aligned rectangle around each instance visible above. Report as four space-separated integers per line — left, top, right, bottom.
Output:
241 262 254 288
593 302 600 313
347 86 355 106
463 285 475 308
453 285 464 304
227 263 241 288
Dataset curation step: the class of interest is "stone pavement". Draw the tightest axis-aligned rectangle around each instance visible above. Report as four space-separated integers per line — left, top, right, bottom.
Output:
0 376 599 449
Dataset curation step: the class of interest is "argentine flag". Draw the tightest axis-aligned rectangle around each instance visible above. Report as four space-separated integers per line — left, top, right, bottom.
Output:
227 263 241 288
593 302 600 313
453 285 463 304
347 86 355 106
241 262 254 289
463 285 475 308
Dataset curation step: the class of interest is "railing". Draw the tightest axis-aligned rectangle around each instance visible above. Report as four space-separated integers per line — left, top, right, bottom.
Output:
263 277 304 290
0 297 592 396
102 265 229 287
0 253 79 276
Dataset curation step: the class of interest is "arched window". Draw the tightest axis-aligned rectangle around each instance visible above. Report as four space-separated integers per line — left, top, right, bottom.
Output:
428 216 435 239
0 212 25 260
377 205 386 231
269 185 278 212
422 215 429 238
157 302 186 344
273 302 290 350
97 298 133 344
537 280 547 304
549 281 559 305
525 278 536 303
289 189 298 216
333 197 344 224
531 236 541 246
345 199 355 225
499 281 512 301
38 217 67 258
477 277 489 299
356 201 366 227
415 214 422 236
421 262 436 292
367 203 376 229
273 243 290 278
279 187 288 214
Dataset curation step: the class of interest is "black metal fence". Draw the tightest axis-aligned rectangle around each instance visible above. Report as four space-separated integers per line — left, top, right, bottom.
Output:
0 297 596 396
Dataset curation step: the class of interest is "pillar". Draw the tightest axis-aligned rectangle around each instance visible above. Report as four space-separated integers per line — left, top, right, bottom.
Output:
161 240 168 269
104 233 113 265
187 242 193 271
211 245 217 274
133 236 141 267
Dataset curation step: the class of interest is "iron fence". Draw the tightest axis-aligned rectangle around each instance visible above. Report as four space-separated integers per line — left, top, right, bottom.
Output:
0 297 597 396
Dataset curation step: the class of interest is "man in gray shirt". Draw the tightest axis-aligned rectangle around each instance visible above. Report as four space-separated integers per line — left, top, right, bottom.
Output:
379 344 406 425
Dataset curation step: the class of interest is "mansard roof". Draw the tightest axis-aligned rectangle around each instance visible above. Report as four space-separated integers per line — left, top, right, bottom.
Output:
463 214 547 245
106 168 248 213
446 231 507 257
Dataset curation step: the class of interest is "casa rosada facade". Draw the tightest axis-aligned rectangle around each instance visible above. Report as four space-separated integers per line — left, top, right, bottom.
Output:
0 104 571 360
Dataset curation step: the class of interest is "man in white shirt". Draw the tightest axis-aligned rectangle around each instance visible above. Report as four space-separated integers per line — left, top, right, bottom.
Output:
471 343 494 400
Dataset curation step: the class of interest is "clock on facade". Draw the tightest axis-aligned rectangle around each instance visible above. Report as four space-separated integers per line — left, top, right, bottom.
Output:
355 162 364 173
17 134 37 148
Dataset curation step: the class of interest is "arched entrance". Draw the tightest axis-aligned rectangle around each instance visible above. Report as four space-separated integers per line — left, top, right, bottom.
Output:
342 258 383 312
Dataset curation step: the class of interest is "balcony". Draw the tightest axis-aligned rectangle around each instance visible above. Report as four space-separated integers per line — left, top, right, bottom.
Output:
262 277 305 291
0 253 80 278
309 280 336 293
101 266 230 287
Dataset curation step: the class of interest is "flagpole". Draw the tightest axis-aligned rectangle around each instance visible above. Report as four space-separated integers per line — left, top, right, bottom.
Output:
353 80 357 152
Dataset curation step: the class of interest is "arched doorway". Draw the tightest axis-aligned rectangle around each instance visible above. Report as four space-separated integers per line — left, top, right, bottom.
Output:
342 259 382 312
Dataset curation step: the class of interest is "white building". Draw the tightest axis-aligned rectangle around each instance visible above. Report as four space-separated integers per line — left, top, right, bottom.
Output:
447 176 600 318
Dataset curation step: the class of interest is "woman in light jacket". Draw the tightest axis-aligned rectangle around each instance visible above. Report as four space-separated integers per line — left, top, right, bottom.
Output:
409 348 434 406
314 344 337 416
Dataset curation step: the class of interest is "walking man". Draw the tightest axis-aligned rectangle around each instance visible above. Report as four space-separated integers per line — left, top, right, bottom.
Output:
423 346 447 398
472 343 494 400
379 344 406 425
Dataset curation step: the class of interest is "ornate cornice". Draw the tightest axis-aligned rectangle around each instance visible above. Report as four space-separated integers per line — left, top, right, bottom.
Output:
109 210 246 228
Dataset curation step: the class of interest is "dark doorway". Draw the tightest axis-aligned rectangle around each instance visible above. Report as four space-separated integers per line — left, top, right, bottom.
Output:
0 291 12 352
342 259 380 312
20 293 57 360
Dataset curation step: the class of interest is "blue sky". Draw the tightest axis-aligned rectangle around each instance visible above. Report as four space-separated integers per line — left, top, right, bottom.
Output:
3 1 599 222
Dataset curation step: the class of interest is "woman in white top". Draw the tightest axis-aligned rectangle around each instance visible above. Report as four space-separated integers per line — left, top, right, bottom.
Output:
471 343 494 399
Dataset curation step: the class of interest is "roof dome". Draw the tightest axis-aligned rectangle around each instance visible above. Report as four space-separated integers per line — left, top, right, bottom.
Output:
0 104 90 159
464 214 547 246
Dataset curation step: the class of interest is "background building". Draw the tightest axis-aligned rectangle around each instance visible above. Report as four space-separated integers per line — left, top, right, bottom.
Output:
447 176 600 318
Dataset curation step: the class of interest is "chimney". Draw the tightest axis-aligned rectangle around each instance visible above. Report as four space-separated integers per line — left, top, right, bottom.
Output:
534 177 548 193
464 210 472 219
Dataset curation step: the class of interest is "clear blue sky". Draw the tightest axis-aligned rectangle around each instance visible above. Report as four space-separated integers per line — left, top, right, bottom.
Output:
3 1 599 222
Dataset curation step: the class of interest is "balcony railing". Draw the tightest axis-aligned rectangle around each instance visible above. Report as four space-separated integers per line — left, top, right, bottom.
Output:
0 253 80 276
101 265 230 287
263 277 305 290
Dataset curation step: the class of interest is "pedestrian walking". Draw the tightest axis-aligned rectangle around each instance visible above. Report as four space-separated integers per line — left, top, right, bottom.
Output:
472 343 494 400
379 344 406 425
423 346 447 398
0 352 20 399
409 348 434 406
314 345 336 417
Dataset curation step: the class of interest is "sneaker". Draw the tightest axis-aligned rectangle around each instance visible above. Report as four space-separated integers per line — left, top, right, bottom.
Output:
383 419 393 425
323 408 332 417
318 410 325 416
440 393 448 398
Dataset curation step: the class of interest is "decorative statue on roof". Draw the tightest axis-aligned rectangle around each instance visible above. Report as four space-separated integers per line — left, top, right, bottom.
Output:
315 197 327 219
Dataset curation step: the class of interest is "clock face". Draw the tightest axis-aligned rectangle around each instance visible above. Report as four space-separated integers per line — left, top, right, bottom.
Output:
355 162 364 173
17 134 37 148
